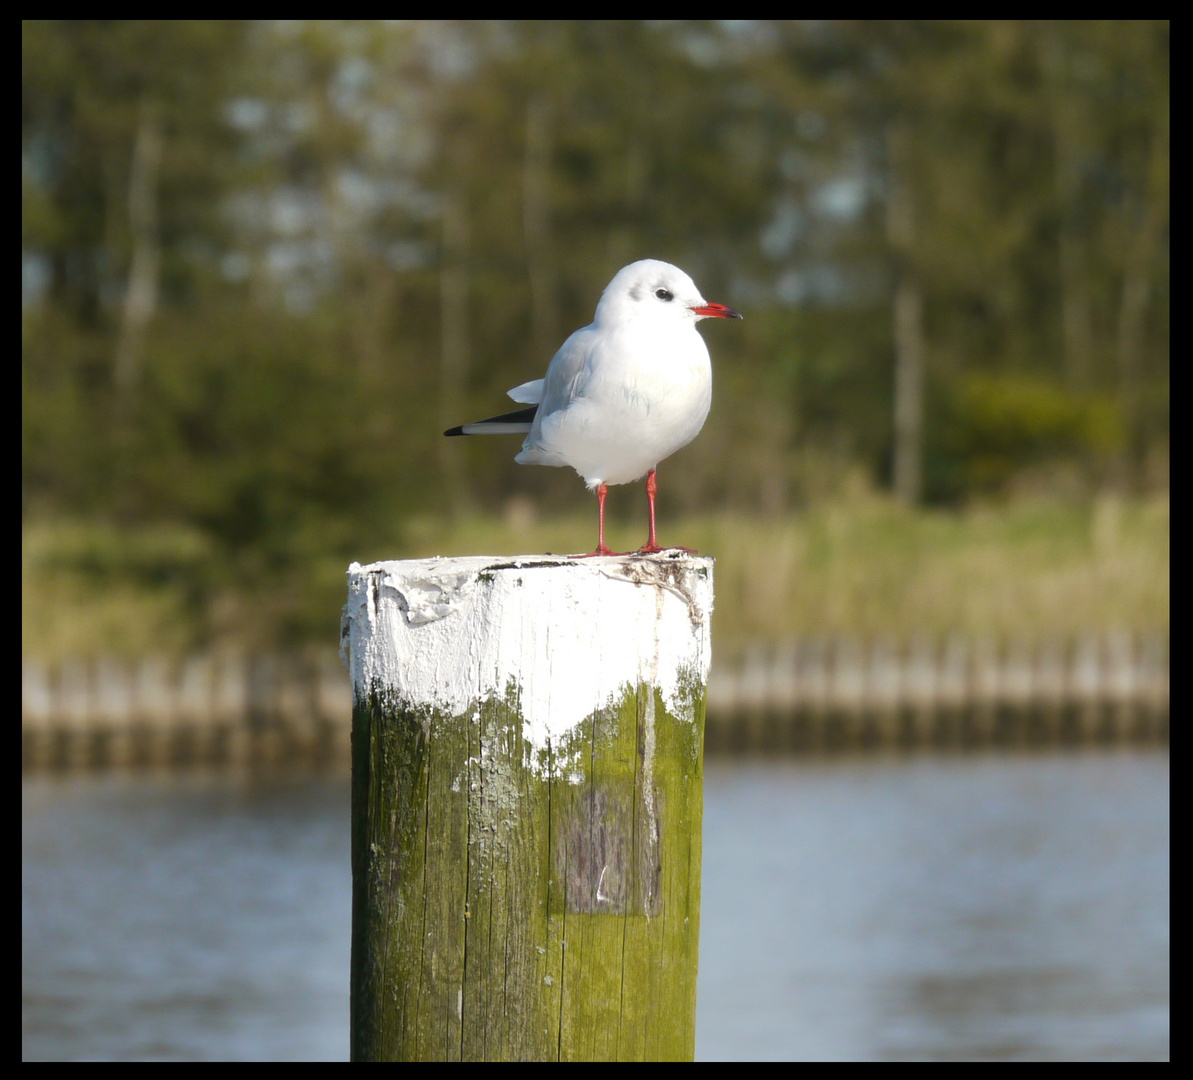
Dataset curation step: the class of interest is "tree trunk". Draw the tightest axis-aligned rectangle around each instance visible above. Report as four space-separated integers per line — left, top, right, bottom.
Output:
114 102 162 395
887 123 925 506
1117 120 1169 472
439 182 471 516
523 96 558 365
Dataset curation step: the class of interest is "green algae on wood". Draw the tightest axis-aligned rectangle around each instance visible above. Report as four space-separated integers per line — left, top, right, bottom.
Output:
350 679 706 1061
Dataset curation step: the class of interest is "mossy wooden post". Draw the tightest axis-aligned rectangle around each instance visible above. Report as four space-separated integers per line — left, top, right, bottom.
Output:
341 552 713 1061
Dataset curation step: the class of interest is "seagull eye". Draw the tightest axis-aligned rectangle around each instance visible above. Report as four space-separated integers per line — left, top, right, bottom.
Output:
655 288 674 302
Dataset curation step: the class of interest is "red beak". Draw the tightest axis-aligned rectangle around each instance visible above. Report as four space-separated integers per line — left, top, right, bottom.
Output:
690 302 743 320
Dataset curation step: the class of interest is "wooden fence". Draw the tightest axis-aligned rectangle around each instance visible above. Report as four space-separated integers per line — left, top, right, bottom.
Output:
21 652 352 772
705 632 1168 753
22 632 1168 771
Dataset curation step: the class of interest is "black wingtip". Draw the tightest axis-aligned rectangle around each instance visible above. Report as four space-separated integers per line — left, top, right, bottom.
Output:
444 425 466 437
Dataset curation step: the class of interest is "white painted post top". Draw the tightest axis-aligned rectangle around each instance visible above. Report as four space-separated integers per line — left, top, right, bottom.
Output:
341 553 713 764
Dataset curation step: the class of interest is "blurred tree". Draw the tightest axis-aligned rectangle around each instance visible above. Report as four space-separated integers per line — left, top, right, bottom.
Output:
24 20 249 520
759 19 1167 501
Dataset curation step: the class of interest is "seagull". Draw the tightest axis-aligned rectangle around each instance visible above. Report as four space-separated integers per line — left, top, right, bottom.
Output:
445 259 741 556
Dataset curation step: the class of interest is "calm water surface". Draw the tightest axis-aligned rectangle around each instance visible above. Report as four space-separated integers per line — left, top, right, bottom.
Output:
23 750 1168 1061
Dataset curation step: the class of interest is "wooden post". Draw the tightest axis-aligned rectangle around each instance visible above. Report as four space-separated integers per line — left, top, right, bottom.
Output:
341 553 713 1062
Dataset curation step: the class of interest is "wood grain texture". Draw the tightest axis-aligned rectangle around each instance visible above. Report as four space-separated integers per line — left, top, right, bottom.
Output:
350 676 705 1061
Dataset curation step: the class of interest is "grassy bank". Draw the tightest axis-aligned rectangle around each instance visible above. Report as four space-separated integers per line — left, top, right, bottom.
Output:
23 493 1169 662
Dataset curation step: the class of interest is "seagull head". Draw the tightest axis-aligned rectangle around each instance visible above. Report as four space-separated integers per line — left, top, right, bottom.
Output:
594 259 742 327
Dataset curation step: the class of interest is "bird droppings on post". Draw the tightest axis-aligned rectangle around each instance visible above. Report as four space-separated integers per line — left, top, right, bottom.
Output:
341 552 712 779
342 553 712 1061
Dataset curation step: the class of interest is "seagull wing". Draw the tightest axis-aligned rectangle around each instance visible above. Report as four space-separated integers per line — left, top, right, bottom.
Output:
444 406 537 437
513 324 607 467
445 328 595 441
536 325 600 418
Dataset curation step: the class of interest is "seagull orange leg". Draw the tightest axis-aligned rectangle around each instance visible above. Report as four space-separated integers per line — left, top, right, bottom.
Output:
638 468 696 555
640 470 661 553
574 482 623 557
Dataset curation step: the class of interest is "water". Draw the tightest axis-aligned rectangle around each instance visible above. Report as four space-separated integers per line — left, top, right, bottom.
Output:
697 752 1169 1061
22 775 350 1062
22 750 1168 1061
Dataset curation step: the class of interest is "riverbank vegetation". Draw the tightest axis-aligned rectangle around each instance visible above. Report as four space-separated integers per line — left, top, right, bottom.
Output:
23 493 1168 661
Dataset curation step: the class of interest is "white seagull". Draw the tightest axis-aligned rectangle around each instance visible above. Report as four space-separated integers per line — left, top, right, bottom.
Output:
445 259 741 556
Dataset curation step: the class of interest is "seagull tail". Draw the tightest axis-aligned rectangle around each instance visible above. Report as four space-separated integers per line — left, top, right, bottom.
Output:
507 379 544 405
444 406 537 437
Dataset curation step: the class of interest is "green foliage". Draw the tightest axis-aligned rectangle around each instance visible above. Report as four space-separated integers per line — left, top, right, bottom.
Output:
930 372 1124 498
